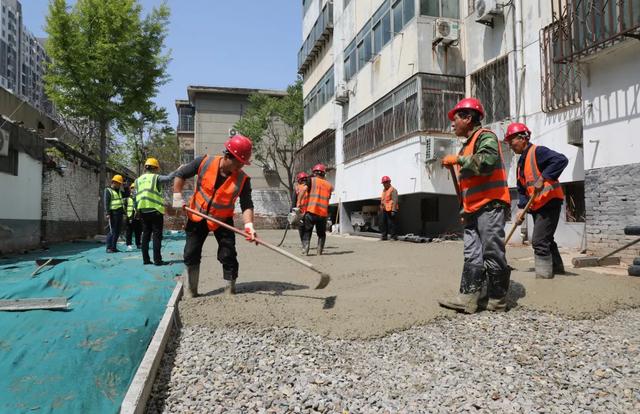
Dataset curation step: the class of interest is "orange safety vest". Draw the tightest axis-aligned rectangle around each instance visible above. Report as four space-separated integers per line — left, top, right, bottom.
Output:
307 177 332 218
519 144 564 211
187 155 248 231
296 183 309 213
381 186 398 212
457 128 511 214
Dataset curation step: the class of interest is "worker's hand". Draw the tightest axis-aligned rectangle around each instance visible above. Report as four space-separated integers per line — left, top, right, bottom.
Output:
441 155 459 167
533 177 544 194
172 192 186 209
516 210 526 225
244 222 258 244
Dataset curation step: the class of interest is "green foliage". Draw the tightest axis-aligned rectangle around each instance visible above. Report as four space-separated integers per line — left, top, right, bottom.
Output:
234 79 304 198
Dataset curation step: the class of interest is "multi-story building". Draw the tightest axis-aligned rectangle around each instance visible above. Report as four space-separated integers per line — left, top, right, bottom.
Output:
175 86 291 227
299 0 640 258
0 0 53 115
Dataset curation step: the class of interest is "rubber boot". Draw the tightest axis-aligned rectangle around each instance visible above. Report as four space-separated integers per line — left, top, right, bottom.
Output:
551 245 565 275
535 255 554 279
224 279 236 295
317 237 326 256
184 265 200 298
302 239 310 256
438 291 482 314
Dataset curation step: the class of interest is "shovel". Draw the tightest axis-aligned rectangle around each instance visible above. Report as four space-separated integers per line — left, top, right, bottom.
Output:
185 207 331 289
32 258 68 277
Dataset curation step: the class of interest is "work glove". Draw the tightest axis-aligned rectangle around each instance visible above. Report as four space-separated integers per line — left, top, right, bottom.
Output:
244 222 258 244
172 192 186 209
441 155 459 167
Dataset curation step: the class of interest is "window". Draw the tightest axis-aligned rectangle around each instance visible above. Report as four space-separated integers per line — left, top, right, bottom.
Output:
0 148 18 176
304 66 335 121
420 0 460 19
421 73 465 131
344 40 356 80
470 57 509 124
540 22 581 112
393 1 404 34
178 106 194 132
564 182 585 223
357 22 372 66
295 129 336 173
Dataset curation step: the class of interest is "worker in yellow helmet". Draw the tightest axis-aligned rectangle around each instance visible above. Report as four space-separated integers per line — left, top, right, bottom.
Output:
124 182 141 251
105 174 125 253
134 157 178 265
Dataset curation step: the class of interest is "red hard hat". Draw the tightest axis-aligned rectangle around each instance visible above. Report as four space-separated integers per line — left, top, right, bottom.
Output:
224 134 252 165
381 175 391 183
312 163 326 173
504 122 531 141
448 98 485 121
296 172 308 181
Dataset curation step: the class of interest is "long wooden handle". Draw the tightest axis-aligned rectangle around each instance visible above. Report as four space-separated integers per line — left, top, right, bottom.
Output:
32 258 53 277
185 207 316 270
446 165 461 203
505 194 536 244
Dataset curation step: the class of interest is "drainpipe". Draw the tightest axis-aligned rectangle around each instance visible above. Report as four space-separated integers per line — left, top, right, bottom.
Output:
513 0 526 123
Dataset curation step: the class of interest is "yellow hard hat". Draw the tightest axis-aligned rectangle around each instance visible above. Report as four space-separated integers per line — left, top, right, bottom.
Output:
112 174 124 184
130 182 136 188
145 157 160 168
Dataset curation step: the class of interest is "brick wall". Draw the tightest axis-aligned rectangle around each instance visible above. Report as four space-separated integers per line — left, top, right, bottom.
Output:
41 153 101 243
585 163 640 262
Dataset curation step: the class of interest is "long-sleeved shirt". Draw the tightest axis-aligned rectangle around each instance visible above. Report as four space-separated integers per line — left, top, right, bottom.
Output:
516 143 568 208
175 155 253 211
458 126 501 178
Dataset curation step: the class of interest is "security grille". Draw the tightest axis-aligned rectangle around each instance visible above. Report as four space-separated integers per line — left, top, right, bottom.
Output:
540 21 581 112
470 57 509 124
295 129 336 173
421 73 465 132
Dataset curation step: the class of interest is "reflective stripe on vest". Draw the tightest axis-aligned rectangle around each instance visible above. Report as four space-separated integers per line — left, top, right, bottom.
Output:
187 155 248 231
296 183 309 213
107 188 123 211
135 173 165 214
307 177 332 217
125 197 135 218
381 186 397 212
457 128 511 213
518 144 564 211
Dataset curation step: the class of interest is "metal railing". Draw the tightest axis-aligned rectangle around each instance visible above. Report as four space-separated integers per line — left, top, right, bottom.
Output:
552 0 640 63
294 128 336 173
298 2 334 74
470 57 509 124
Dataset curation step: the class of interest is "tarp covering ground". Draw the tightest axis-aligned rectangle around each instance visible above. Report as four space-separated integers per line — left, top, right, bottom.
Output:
0 233 185 413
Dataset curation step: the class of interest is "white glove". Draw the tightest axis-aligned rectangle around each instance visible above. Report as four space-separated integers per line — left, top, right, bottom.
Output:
244 222 257 243
172 193 186 209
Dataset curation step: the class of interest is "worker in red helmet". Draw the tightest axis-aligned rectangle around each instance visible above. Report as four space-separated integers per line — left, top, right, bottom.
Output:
301 163 334 255
439 97 512 314
172 134 256 297
379 176 399 240
505 122 568 279
291 171 310 251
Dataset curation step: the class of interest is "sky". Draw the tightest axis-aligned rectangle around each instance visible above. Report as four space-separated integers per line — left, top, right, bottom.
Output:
22 0 302 126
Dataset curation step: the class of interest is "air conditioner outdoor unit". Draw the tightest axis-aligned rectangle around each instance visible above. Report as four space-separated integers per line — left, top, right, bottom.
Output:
0 128 9 156
475 0 503 26
434 18 459 44
335 82 350 105
425 136 457 162
567 118 583 146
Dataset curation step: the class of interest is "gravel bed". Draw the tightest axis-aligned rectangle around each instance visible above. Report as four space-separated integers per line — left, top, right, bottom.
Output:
146 308 640 413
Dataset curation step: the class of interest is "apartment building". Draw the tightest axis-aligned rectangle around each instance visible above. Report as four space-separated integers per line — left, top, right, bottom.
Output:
298 0 640 256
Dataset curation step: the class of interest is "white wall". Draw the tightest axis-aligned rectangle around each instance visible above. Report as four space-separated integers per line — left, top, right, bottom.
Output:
582 41 640 170
0 153 41 220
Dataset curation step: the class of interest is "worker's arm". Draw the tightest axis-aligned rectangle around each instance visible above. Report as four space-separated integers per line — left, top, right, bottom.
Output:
172 156 205 208
536 146 568 181
392 188 399 213
104 188 111 216
458 132 501 177
156 170 177 184
239 179 256 242
291 188 298 211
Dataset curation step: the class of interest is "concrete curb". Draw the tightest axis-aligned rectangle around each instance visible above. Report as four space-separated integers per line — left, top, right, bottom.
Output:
120 280 183 414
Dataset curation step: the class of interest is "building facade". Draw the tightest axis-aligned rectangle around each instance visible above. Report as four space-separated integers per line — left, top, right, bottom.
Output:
299 0 640 259
175 86 292 228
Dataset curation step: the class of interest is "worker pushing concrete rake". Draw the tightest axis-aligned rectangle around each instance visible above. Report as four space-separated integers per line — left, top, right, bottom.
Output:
185 207 331 289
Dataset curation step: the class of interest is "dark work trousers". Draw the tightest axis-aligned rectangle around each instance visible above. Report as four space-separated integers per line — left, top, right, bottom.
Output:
125 218 142 247
301 212 327 243
141 211 164 264
106 211 124 251
183 219 239 280
461 206 511 298
531 200 563 265
380 210 397 240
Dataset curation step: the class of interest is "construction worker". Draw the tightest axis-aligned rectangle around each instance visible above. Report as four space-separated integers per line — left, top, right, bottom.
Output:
124 182 142 251
292 171 310 250
505 122 568 279
105 174 125 253
379 176 399 240
439 98 511 313
172 134 257 297
134 158 177 265
301 163 333 256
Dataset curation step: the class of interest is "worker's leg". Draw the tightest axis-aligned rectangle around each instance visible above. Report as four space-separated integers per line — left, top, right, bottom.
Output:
183 219 209 297
148 212 164 264
380 211 388 240
106 213 116 252
532 204 562 278
141 213 153 264
111 212 123 251
125 217 133 247
389 211 397 240
477 206 510 300
316 216 327 255
133 219 142 248
214 221 239 281
301 213 314 255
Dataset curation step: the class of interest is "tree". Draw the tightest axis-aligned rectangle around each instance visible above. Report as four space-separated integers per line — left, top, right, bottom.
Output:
44 0 170 227
234 79 304 200
119 106 171 175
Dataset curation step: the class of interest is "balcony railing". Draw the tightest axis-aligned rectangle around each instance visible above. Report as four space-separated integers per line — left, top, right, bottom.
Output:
298 2 334 74
552 0 640 63
294 128 335 173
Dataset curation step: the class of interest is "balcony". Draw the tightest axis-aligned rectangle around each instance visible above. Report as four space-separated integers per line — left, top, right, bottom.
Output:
298 2 334 74
552 0 640 63
294 128 335 173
